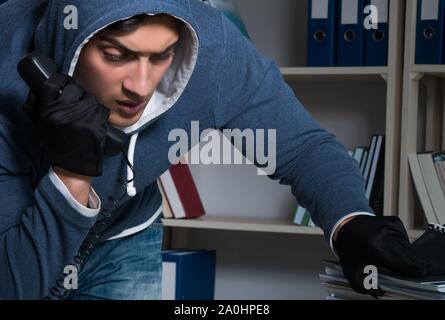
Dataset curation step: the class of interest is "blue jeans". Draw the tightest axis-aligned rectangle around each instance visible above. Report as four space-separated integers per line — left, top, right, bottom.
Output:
66 217 164 300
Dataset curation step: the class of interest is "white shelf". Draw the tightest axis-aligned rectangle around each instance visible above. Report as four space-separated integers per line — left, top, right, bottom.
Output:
280 67 388 82
163 216 323 235
411 65 445 79
163 216 424 240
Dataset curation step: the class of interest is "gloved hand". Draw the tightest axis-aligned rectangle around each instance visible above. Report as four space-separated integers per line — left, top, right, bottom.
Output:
412 225 445 269
334 215 445 297
24 73 111 177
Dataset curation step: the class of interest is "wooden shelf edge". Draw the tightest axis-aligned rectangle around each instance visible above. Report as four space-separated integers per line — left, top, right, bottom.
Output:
280 67 388 82
162 216 323 236
410 65 445 78
162 218 426 240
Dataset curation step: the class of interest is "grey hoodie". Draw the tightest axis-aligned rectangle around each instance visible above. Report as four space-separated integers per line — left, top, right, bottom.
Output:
0 0 373 299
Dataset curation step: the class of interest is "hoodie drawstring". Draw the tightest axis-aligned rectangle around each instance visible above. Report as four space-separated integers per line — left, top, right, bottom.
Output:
126 132 139 197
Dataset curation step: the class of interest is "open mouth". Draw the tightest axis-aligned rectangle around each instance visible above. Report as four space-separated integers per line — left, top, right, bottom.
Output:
116 100 146 117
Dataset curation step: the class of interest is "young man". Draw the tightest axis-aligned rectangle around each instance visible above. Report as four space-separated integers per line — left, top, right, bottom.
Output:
0 0 442 299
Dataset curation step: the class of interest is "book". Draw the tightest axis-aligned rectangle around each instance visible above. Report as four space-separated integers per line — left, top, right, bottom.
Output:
363 135 378 187
352 147 366 166
292 205 315 227
157 179 174 219
366 135 384 199
293 205 307 225
351 136 385 216
362 135 385 216
417 152 445 225
158 155 206 219
301 210 311 226
360 150 369 175
408 153 439 224
433 152 445 197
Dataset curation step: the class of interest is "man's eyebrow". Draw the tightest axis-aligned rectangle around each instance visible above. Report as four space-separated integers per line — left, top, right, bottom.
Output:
96 35 180 55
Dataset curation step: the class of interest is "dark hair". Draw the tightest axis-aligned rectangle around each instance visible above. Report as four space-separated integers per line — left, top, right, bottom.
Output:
105 13 182 34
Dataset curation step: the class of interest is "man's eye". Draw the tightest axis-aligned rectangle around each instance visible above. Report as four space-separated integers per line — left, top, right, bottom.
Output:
150 51 175 63
104 52 127 62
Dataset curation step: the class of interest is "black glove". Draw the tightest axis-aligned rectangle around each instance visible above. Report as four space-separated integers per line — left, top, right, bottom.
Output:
334 215 445 297
24 73 111 177
412 225 445 269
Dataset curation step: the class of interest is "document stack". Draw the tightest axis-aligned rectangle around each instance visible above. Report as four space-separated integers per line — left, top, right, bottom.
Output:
320 224 445 300
320 260 445 300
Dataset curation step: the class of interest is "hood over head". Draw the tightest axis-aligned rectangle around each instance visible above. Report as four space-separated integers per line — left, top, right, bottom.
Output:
34 0 199 135
1 0 200 197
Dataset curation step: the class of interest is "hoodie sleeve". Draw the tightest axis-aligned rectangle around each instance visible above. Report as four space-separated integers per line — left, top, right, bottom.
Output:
0 118 100 299
214 14 374 242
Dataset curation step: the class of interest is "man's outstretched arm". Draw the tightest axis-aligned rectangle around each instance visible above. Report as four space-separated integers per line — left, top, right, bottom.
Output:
214 14 445 295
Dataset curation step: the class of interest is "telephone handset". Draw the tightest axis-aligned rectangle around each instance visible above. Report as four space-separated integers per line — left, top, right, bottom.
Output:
17 51 125 157
17 52 137 299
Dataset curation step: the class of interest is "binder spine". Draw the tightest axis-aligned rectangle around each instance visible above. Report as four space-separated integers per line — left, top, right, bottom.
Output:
307 0 338 67
364 0 389 66
337 0 366 66
415 0 445 64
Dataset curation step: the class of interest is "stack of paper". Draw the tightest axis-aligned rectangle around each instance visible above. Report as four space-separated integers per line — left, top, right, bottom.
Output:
319 260 445 300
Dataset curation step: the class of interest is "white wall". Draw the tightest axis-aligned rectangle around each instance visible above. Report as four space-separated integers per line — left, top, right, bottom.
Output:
180 229 336 300
236 0 308 67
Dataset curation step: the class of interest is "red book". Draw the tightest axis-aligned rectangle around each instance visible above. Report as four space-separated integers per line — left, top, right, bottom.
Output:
159 162 205 219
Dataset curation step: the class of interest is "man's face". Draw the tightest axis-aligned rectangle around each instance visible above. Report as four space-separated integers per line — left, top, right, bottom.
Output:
74 16 180 127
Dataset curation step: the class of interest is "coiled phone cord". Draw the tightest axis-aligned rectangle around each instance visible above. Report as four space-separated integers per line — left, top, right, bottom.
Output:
44 149 135 300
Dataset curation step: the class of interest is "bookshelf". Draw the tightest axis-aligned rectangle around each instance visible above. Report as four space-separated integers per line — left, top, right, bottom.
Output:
166 0 406 234
163 0 420 299
399 0 445 230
